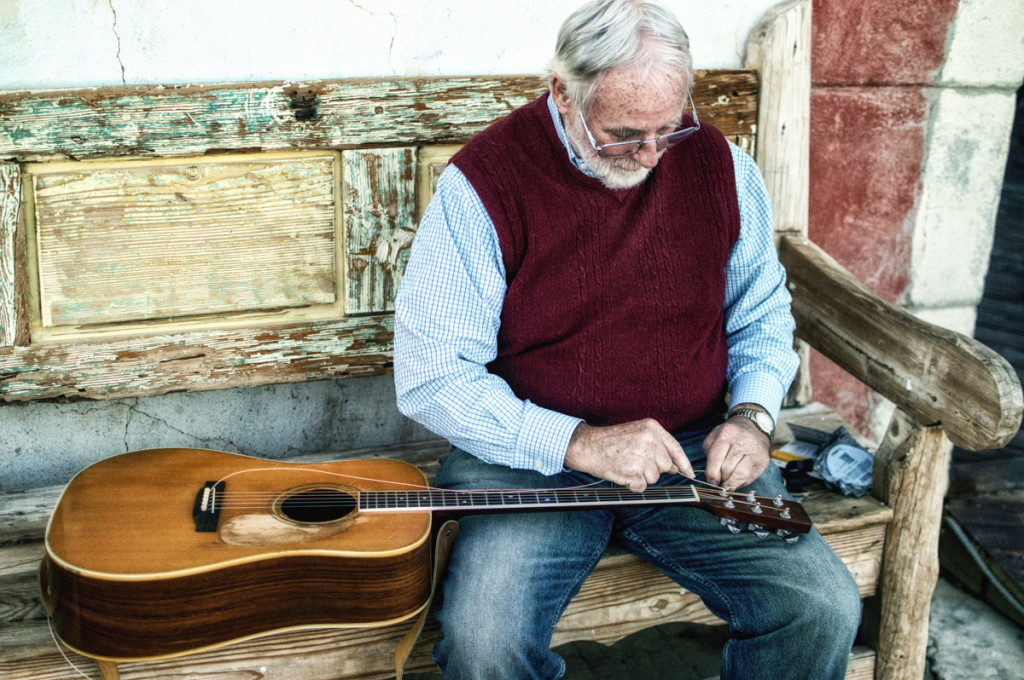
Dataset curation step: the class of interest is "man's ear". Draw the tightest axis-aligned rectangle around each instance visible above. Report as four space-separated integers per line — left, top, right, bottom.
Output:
549 74 573 116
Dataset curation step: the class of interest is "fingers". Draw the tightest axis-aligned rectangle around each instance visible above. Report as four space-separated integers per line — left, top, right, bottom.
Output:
702 420 770 490
655 426 695 479
619 421 685 492
633 419 695 488
564 419 693 492
719 454 761 490
702 431 726 486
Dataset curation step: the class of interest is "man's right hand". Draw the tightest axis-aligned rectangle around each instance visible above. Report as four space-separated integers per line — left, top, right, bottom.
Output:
563 419 694 492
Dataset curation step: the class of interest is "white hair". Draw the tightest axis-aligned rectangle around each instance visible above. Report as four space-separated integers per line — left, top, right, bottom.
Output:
545 0 694 114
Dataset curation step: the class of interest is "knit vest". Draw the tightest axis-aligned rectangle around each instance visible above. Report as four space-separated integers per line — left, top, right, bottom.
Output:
452 94 741 431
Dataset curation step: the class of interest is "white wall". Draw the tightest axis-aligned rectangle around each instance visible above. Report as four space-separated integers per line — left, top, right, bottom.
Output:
0 0 783 90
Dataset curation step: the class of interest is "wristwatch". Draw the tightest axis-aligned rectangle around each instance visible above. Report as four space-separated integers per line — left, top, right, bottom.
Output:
728 407 776 441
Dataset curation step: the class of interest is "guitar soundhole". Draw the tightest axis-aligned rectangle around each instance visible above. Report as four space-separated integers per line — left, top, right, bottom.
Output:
277 487 357 525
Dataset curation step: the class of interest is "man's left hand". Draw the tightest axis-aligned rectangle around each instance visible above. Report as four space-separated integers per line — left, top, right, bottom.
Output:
702 415 771 489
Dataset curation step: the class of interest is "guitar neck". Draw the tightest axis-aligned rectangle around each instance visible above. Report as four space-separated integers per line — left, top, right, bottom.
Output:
359 485 701 514
358 485 812 534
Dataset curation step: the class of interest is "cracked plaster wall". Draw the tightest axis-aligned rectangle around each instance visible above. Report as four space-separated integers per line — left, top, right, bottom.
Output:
1 375 432 491
0 0 784 490
0 0 784 89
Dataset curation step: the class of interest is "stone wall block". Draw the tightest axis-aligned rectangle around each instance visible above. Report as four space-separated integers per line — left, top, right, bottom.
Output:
939 0 1024 88
812 0 959 86
809 86 929 298
906 88 1016 311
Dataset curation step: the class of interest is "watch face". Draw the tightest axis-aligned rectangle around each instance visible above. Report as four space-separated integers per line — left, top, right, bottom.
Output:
733 409 773 436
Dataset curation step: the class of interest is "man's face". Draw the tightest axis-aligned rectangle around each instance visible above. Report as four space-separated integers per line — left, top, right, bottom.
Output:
561 67 687 190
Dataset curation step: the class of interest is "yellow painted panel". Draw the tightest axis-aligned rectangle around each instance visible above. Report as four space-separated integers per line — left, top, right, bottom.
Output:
415 145 461 222
29 152 337 328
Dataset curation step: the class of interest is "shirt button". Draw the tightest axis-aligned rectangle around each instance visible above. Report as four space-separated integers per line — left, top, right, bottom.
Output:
535 460 543 470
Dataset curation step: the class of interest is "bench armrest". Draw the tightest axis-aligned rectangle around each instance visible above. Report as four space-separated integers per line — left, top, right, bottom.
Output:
779 235 1022 452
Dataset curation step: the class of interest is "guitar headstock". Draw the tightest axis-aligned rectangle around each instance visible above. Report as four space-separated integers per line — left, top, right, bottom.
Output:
694 488 812 541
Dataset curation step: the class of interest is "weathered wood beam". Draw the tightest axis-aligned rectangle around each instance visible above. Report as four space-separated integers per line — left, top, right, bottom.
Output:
0 72 758 163
0 316 393 402
0 485 61 544
780 234 1024 452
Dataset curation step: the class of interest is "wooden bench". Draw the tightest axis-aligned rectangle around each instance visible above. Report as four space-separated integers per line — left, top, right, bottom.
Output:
1 410 896 679
0 2 1020 679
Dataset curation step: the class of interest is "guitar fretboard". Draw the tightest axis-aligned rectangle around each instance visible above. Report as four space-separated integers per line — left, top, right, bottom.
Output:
358 486 701 513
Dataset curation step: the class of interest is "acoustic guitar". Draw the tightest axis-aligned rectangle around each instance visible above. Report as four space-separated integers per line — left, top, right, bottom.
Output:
41 447 811 661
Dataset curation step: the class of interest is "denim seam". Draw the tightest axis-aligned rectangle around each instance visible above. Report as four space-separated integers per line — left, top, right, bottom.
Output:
618 526 740 631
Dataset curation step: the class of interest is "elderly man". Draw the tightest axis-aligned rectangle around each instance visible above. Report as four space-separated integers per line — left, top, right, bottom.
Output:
394 1 861 678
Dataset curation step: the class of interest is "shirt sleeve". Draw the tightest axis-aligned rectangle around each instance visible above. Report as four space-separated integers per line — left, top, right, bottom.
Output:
723 143 800 423
393 164 582 475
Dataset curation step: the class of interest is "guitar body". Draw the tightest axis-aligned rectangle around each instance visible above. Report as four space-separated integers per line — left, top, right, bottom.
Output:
41 448 432 661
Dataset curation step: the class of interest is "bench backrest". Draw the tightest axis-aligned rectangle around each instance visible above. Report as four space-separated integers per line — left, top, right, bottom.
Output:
0 72 764 403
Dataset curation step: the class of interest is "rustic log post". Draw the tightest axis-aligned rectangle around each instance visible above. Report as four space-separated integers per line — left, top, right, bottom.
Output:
870 408 951 680
744 0 810 239
745 0 813 407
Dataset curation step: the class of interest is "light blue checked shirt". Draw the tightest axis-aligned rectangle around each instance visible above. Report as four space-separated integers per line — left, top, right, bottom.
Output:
394 95 798 475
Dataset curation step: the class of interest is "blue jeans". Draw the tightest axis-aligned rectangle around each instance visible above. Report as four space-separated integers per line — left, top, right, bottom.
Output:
431 431 861 680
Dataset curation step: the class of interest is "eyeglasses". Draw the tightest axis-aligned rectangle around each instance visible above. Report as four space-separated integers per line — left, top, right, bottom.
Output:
577 91 700 158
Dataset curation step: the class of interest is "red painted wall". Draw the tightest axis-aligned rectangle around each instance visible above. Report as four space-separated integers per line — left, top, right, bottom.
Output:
808 0 960 433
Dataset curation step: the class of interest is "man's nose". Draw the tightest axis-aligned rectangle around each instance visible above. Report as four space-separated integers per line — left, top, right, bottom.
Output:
635 140 661 168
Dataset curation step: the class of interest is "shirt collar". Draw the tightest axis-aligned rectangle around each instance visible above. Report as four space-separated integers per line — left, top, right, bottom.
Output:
546 93 599 179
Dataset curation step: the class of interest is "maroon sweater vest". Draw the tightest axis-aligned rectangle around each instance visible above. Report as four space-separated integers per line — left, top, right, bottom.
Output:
452 94 741 432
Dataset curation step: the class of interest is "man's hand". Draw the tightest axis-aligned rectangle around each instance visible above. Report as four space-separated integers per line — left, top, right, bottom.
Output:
702 415 771 490
564 419 694 492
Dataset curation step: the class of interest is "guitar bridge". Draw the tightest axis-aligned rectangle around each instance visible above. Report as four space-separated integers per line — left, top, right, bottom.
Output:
193 481 226 532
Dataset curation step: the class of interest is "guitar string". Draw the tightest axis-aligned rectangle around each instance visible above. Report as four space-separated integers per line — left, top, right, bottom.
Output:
203 466 791 515
47 615 96 680
211 466 708 501
213 465 723 494
211 497 790 516
211 466 606 503
214 491 786 510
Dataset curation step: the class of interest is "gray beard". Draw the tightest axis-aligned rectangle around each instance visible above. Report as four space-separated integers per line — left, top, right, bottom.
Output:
563 118 652 190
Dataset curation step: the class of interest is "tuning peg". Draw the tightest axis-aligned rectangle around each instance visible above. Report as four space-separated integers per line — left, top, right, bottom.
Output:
720 518 741 534
773 495 785 507
749 523 769 538
777 529 800 544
